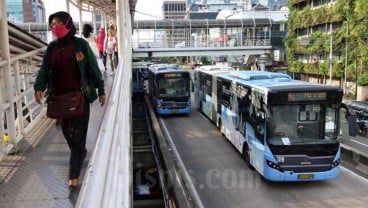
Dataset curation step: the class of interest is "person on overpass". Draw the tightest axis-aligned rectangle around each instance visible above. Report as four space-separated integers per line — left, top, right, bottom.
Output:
33 11 106 194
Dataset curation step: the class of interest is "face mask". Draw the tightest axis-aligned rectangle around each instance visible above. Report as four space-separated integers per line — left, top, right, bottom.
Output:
51 17 71 39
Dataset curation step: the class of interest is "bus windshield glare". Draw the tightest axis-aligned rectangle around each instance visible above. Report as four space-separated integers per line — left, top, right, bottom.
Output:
267 103 339 145
158 77 189 97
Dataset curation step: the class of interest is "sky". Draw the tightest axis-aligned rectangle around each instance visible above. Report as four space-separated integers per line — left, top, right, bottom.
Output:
43 0 163 21
135 0 163 20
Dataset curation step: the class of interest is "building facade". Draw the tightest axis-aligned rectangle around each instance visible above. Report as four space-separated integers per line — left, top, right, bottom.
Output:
162 1 187 47
7 0 46 41
287 0 339 76
7 0 46 23
163 0 187 19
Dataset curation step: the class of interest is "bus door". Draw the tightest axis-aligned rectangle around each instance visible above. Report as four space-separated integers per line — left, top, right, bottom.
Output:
235 87 251 150
203 75 213 120
194 71 201 109
248 91 266 173
219 80 232 138
216 79 222 127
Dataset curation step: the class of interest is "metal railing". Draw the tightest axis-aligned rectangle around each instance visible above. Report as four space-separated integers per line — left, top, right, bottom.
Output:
132 18 273 50
0 21 47 159
133 28 272 50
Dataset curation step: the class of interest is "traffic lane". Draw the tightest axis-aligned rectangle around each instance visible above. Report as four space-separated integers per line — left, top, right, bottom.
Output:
163 110 368 208
340 117 368 150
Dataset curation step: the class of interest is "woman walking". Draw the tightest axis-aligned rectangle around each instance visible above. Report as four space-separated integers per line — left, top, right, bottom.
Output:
34 11 106 193
97 27 107 70
82 23 99 58
104 24 118 73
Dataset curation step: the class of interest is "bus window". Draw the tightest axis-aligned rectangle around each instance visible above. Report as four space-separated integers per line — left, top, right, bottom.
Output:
324 104 338 139
269 105 298 139
297 105 321 139
221 82 231 108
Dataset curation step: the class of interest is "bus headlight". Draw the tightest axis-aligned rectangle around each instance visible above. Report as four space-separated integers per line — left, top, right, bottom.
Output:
266 160 283 172
331 159 340 168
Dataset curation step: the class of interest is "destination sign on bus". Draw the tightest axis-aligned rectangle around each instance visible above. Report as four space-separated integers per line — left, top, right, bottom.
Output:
288 92 327 101
163 73 183 78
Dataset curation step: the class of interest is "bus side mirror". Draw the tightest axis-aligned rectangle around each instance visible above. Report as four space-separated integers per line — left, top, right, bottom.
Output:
347 115 358 137
341 102 358 137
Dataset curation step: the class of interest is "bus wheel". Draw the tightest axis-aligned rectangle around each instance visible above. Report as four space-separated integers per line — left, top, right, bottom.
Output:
243 144 254 170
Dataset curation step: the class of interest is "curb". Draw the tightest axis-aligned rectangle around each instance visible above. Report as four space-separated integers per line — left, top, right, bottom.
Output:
341 144 368 167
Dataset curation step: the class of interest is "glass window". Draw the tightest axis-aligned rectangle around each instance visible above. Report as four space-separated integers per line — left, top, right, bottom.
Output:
158 77 189 97
267 103 339 145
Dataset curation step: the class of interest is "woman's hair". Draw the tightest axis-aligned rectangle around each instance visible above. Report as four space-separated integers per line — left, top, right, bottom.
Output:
108 24 117 36
48 11 76 37
82 24 93 38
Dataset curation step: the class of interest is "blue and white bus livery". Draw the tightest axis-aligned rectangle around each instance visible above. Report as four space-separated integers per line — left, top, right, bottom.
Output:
147 64 191 115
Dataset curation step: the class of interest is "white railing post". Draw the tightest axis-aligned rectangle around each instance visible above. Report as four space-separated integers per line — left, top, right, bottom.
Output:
0 0 17 154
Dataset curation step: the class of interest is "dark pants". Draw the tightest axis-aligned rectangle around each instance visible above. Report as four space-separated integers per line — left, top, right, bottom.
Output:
61 99 90 180
100 51 107 69
114 51 118 68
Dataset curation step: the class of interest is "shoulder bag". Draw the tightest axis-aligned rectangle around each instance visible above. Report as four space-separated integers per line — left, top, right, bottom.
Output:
46 91 85 119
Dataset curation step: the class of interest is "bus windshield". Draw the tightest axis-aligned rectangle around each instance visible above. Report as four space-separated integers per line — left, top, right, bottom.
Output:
267 103 339 145
157 77 189 97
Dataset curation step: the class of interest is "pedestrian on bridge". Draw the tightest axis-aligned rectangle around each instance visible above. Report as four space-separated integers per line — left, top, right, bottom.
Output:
97 27 107 70
104 23 118 74
82 23 99 58
33 11 106 194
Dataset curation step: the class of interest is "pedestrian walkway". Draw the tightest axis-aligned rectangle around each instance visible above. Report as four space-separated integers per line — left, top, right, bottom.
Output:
0 60 114 208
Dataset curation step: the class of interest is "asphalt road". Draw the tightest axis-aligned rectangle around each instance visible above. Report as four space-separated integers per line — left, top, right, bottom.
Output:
162 109 368 208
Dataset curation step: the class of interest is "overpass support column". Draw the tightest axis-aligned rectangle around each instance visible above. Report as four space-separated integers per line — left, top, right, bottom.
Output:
258 54 269 71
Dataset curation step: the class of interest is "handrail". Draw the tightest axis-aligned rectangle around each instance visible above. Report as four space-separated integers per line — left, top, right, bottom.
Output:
0 21 47 158
77 1 133 206
77 58 132 207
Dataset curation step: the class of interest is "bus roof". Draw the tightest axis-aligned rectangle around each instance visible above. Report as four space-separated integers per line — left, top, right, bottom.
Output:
132 61 148 68
195 65 234 75
218 70 342 93
199 65 234 71
148 64 187 74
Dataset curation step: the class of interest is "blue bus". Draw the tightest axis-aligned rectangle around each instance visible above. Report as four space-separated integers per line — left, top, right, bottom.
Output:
132 62 149 93
194 70 357 181
193 65 234 121
147 64 191 115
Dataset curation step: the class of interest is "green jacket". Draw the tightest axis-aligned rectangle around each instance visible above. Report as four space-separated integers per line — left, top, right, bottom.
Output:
34 37 105 103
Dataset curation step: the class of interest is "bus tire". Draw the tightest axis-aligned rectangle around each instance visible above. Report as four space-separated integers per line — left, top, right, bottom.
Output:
243 144 254 170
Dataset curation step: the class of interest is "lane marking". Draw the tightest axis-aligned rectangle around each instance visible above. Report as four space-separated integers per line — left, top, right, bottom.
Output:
351 139 368 147
340 166 368 183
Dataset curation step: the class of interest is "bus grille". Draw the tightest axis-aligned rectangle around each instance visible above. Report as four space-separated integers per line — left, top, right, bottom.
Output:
161 101 188 109
277 155 334 173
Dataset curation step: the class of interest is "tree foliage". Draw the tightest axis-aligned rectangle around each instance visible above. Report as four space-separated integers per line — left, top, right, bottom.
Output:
286 0 368 85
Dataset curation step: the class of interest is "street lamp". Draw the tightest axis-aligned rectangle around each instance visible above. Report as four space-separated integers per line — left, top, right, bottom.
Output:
344 1 349 93
329 23 333 85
